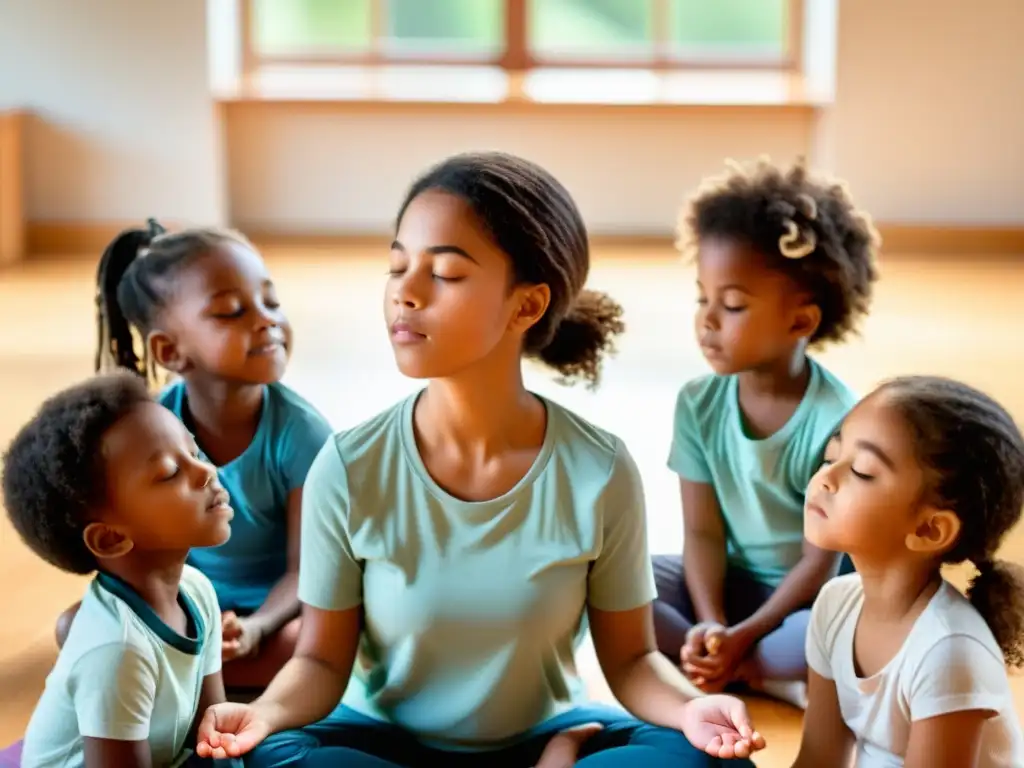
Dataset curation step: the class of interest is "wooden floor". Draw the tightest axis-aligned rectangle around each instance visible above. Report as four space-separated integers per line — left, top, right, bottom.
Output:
1 245 1022 765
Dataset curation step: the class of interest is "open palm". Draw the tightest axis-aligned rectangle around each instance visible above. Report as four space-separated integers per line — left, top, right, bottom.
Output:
680 695 766 760
195 702 272 759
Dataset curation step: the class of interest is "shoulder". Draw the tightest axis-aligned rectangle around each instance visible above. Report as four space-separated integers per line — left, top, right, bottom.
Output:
811 573 863 643
909 582 1007 671
676 373 732 413
545 398 627 479
63 589 159 680
179 565 221 626
266 383 333 438
156 378 186 412
806 360 859 423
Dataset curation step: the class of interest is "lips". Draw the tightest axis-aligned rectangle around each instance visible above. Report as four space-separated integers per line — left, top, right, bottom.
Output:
207 489 233 517
391 320 427 344
806 501 827 519
249 339 285 356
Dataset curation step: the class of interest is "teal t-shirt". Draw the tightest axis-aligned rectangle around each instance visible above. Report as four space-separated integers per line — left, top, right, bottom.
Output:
667 358 857 587
299 392 657 749
160 380 333 613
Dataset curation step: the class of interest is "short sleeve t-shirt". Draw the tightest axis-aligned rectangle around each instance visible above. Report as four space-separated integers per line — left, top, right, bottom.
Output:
298 392 657 749
160 380 333 613
667 358 857 586
21 566 222 768
807 574 1024 767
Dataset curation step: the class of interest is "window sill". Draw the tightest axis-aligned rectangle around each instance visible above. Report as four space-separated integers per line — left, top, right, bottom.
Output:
214 65 826 110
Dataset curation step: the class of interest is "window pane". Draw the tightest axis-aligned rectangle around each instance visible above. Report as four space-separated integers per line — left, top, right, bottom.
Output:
252 0 372 54
386 0 505 57
529 0 653 60
670 0 787 59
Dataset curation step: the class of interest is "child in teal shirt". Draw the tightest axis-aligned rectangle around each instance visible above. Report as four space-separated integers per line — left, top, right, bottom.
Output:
653 158 880 707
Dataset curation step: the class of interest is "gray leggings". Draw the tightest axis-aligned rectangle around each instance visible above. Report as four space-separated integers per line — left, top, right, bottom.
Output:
651 555 810 682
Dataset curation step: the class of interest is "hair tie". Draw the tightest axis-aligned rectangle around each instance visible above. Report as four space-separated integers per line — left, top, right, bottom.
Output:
779 219 817 259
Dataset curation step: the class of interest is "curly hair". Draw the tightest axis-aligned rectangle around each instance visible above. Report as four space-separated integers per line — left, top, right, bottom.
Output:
2 372 153 575
398 151 624 389
95 218 252 385
678 157 880 347
879 375 1024 667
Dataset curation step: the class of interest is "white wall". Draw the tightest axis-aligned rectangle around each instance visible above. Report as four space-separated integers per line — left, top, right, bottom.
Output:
0 0 225 226
3 0 1022 234
224 0 1024 234
826 0 1024 224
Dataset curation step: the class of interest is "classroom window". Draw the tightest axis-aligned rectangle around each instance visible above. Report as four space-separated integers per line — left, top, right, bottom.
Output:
247 0 794 69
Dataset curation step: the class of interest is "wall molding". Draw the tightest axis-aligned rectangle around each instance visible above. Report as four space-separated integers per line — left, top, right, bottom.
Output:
23 220 1024 259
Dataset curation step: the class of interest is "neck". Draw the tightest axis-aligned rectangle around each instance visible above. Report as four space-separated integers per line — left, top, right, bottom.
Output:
101 553 187 616
851 554 941 622
738 347 810 398
418 357 542 455
182 375 265 433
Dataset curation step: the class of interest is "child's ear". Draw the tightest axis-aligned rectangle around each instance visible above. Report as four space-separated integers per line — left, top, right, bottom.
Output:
905 507 961 556
83 522 135 560
148 330 189 374
791 302 822 341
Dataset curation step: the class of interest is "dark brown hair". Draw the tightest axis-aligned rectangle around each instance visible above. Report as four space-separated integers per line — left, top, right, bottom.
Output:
679 157 880 347
397 152 624 388
95 219 251 383
2 372 153 574
880 375 1024 666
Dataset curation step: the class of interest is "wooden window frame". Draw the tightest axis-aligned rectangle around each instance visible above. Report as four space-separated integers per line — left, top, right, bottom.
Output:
241 0 802 75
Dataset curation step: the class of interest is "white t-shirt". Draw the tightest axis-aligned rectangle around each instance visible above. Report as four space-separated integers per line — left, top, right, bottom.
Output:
807 574 1024 767
21 565 222 768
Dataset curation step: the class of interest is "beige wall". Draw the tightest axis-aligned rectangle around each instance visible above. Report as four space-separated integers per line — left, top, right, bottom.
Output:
0 0 225 226
3 0 1022 235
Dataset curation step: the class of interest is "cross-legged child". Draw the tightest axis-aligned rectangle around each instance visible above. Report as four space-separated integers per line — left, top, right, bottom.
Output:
653 158 880 707
3 373 232 766
794 376 1024 767
56 220 333 691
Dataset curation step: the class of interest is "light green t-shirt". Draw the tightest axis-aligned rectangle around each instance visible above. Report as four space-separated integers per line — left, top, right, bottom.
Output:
21 565 221 768
299 391 656 749
667 358 857 587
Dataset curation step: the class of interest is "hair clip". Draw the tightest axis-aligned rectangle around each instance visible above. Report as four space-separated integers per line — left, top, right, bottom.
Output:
779 219 817 259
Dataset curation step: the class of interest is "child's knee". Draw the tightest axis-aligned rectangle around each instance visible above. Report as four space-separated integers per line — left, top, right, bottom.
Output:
54 601 82 649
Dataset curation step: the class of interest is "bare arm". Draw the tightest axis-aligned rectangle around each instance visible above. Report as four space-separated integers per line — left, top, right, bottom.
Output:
903 710 992 768
588 602 696 727
791 670 855 768
244 488 304 639
680 479 728 625
733 540 839 644
252 603 361 733
83 739 151 768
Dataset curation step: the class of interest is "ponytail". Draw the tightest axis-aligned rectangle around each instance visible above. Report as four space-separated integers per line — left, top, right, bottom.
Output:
532 289 625 389
966 557 1024 667
94 218 164 379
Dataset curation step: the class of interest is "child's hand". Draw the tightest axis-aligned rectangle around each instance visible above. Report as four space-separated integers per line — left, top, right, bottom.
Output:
222 611 263 661
534 723 603 768
680 622 727 689
678 694 766 759
683 623 757 690
195 702 272 758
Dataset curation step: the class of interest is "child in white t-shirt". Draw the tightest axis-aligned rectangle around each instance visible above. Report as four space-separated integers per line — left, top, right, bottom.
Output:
2 373 235 767
794 375 1024 767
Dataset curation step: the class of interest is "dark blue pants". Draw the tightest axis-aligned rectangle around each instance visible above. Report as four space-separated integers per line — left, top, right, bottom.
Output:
249 703 755 767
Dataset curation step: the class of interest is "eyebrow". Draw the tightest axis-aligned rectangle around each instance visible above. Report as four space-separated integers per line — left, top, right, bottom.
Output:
695 281 753 294
207 280 274 300
390 240 479 265
831 431 896 470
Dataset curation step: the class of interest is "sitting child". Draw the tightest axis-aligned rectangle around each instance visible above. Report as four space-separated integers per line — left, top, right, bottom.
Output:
794 376 1024 767
653 158 879 706
3 373 232 766
58 220 333 690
